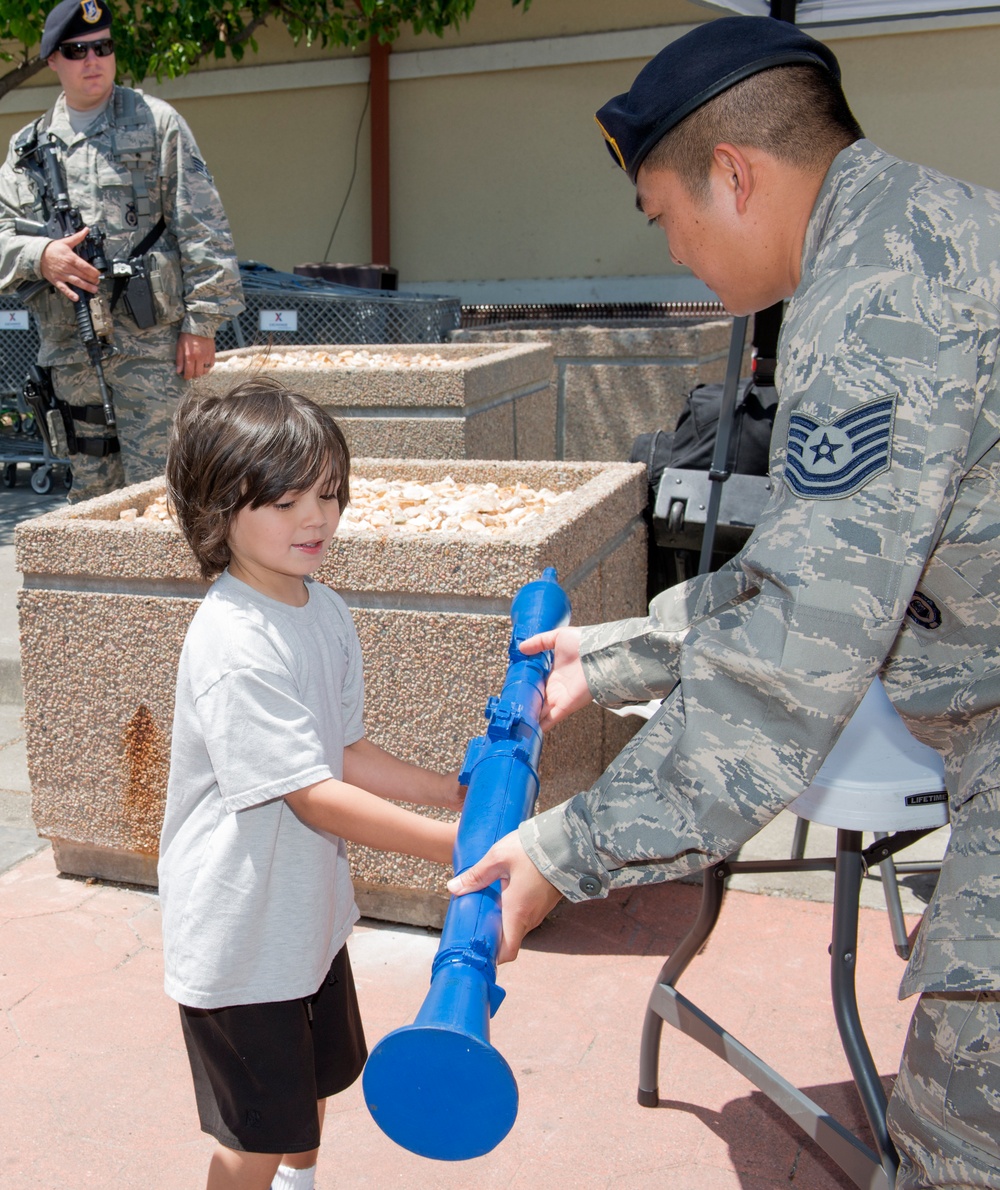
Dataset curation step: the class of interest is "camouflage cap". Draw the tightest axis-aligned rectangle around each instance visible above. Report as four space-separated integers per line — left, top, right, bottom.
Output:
595 16 841 182
41 0 113 60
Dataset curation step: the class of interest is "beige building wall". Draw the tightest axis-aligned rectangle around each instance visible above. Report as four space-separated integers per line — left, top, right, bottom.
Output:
1 2 998 302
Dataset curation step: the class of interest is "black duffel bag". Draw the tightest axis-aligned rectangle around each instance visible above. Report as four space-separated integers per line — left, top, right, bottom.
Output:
630 379 778 597
631 378 776 485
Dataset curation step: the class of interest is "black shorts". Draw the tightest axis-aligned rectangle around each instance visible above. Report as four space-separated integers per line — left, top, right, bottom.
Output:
179 946 367 1154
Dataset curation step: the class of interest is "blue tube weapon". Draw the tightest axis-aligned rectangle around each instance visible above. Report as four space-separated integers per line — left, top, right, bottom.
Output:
362 567 571 1162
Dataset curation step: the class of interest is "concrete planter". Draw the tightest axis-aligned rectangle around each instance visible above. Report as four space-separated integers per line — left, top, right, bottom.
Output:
16 459 646 926
203 342 556 460
453 318 745 462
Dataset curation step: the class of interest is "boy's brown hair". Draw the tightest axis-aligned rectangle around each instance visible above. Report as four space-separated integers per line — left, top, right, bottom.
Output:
166 377 351 580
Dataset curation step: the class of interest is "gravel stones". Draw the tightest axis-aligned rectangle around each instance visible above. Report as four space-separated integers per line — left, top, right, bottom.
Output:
119 479 572 538
196 342 557 460
214 348 453 370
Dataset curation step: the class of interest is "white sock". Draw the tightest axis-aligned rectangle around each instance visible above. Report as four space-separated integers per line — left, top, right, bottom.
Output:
271 1163 316 1190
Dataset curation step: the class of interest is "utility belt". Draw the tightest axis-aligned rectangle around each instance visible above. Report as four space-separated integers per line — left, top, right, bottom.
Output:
22 365 119 459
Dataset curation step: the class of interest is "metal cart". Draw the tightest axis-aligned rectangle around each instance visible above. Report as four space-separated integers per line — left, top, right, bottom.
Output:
0 383 70 495
0 296 70 494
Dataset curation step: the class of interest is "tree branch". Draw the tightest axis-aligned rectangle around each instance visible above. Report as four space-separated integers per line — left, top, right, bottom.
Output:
0 1 533 96
0 56 47 104
197 12 270 60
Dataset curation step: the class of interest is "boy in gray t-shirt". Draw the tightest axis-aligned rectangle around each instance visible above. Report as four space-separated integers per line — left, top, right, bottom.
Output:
159 377 462 1190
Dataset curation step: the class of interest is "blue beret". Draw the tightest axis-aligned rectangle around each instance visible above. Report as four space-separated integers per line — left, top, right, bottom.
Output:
595 16 841 183
41 0 113 60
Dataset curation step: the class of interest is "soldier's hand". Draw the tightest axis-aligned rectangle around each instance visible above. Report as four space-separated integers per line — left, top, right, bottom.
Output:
519 627 590 729
40 228 100 300
447 831 563 962
176 332 215 381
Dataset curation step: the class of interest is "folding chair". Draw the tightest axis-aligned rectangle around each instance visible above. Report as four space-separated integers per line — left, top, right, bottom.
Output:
635 677 947 1188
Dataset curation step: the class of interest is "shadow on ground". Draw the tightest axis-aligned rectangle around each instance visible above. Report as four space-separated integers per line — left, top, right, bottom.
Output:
0 468 64 546
655 1075 896 1189
522 879 701 958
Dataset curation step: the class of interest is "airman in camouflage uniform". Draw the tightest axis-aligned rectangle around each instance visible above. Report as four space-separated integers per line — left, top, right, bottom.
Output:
0 0 243 502
449 18 1000 1188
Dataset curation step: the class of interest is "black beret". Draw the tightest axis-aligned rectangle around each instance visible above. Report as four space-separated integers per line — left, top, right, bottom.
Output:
595 16 841 183
41 0 113 60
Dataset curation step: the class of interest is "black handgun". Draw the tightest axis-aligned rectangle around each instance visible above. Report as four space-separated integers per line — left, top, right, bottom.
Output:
111 254 157 329
21 363 76 458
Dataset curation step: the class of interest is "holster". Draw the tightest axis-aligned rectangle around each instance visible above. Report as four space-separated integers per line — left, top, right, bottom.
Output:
110 215 166 330
22 365 120 459
120 258 157 329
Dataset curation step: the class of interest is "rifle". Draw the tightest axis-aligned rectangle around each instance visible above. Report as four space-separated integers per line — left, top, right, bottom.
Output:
362 567 572 1161
13 131 116 427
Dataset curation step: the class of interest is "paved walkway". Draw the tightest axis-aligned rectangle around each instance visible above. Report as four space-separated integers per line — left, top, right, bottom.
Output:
2 846 923 1190
0 476 947 1189
0 475 57 877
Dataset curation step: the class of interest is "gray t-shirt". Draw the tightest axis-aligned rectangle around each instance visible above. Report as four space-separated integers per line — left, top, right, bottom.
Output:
67 96 111 135
158 571 364 1009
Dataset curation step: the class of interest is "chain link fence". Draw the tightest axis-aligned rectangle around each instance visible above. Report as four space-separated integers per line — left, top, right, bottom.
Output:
0 294 40 399
216 263 461 351
0 264 461 396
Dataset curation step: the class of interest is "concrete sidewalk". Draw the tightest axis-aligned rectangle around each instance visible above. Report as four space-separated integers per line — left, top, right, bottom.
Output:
1 845 925 1190
0 474 59 878
0 475 948 1189
0 467 57 699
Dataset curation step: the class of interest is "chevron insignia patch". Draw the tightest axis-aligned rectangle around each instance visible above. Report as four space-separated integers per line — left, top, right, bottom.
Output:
784 396 896 499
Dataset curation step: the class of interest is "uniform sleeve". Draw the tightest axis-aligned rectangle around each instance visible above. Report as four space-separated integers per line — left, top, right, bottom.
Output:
522 268 997 902
157 107 244 337
0 146 49 292
194 666 333 813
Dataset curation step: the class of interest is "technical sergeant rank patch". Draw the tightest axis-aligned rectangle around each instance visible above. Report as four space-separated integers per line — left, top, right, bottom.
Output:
784 395 895 499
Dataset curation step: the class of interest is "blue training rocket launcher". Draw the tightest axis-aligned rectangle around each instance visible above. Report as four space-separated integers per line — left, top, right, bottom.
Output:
362 567 571 1161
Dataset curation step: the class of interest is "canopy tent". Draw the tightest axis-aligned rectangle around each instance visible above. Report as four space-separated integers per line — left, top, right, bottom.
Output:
694 1 1000 24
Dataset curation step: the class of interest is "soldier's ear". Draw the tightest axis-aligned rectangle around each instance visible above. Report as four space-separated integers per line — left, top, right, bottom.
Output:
711 143 755 214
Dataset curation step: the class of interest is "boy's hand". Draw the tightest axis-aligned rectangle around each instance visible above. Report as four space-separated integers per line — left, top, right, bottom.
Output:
518 627 590 730
434 771 466 813
343 739 465 812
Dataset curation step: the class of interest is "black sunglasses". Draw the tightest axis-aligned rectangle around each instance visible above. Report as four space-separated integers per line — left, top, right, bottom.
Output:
58 38 115 60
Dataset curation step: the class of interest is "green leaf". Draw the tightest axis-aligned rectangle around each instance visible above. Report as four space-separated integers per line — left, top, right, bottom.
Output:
1 0 534 93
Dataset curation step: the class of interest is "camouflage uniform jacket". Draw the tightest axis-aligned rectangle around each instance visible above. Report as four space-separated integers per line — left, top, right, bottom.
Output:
0 85 243 366
521 140 1000 996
